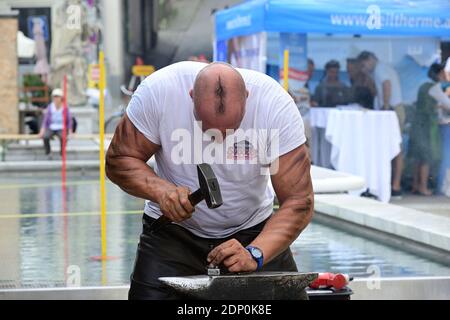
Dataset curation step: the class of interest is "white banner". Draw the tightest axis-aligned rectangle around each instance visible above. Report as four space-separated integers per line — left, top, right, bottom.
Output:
226 32 267 73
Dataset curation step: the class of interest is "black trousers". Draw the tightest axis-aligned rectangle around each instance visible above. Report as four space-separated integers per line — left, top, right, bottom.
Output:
43 129 64 155
129 214 299 300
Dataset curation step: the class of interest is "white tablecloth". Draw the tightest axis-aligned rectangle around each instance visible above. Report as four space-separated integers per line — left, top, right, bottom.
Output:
325 109 401 203
309 107 332 128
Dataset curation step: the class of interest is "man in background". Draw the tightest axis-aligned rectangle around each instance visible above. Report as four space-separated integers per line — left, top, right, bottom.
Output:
358 51 405 198
312 60 351 108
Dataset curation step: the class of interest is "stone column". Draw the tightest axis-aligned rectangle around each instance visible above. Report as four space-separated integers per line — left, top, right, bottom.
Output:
0 11 18 134
101 0 124 101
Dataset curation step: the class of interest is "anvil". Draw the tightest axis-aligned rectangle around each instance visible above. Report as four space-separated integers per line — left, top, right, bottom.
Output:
159 272 318 300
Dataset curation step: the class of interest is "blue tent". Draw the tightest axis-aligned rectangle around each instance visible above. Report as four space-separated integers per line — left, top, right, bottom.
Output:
215 0 450 40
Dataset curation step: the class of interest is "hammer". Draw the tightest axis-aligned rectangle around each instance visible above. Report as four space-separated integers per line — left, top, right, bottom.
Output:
150 163 223 233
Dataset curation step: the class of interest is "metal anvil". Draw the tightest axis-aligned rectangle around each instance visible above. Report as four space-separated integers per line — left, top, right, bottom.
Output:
159 272 318 300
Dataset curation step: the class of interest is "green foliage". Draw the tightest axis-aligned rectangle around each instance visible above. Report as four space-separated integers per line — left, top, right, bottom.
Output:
22 74 50 107
23 74 45 87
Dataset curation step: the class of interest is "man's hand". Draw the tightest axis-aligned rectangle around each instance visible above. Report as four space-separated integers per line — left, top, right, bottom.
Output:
159 186 195 222
207 239 257 273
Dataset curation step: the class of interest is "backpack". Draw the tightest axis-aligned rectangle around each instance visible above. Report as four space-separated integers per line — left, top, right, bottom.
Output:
72 117 78 133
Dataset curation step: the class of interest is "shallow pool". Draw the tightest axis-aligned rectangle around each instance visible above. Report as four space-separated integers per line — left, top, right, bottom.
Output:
0 172 449 288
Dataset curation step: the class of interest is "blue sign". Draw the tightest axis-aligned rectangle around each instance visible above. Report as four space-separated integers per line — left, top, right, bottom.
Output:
27 16 49 41
215 0 265 41
214 40 228 62
215 0 450 40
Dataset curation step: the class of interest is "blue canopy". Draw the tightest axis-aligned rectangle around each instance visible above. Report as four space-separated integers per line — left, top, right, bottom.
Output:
215 0 450 40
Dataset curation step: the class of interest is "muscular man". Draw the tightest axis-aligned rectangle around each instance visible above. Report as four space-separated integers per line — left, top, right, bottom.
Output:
106 61 314 300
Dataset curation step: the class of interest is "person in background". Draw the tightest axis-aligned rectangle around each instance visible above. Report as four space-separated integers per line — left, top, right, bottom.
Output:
358 51 405 198
444 56 450 96
347 57 377 109
311 60 351 107
346 58 358 82
304 58 315 90
38 88 73 160
444 56 450 82
409 63 450 196
297 88 312 154
289 88 312 151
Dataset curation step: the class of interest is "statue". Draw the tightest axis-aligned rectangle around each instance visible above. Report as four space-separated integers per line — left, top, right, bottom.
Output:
50 0 90 106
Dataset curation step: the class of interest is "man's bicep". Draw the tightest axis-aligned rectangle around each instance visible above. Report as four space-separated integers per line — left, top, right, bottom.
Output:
108 114 160 161
270 144 312 205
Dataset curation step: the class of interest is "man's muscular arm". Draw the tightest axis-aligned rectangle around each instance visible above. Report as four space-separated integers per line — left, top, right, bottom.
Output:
106 115 194 222
250 144 314 263
207 144 313 272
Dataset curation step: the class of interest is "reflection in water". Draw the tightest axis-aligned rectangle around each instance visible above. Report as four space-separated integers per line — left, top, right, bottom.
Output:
0 173 449 288
292 223 450 278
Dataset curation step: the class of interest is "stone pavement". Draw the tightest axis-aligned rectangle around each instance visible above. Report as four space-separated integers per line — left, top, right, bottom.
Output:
391 195 450 218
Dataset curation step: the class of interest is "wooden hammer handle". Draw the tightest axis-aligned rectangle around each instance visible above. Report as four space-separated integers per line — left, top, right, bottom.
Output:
150 188 203 233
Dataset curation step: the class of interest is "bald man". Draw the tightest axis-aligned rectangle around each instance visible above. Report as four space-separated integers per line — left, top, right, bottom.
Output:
106 61 313 300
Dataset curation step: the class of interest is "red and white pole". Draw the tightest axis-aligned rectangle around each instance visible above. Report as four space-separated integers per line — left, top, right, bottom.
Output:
62 75 68 182
62 75 69 282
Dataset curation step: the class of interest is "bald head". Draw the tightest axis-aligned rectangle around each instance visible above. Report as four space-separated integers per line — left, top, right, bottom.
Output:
190 62 248 138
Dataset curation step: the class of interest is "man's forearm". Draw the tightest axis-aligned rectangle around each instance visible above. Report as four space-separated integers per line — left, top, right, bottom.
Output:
249 144 314 266
250 193 313 265
106 156 174 203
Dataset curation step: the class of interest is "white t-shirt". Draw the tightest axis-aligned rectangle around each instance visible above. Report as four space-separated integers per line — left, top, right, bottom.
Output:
49 103 64 131
127 61 306 238
373 62 403 109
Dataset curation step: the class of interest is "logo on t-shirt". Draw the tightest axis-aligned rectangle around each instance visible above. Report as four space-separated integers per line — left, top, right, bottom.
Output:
227 140 257 161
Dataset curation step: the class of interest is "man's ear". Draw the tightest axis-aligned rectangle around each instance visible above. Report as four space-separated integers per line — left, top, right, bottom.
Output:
189 89 194 99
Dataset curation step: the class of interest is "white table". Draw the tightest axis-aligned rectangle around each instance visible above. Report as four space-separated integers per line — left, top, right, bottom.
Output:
309 107 332 129
325 109 402 203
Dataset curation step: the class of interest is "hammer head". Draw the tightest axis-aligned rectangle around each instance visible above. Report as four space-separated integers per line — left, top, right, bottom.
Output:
197 163 223 209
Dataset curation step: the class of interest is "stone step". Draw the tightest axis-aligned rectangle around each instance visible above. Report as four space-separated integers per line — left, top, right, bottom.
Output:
3 140 108 161
4 151 100 161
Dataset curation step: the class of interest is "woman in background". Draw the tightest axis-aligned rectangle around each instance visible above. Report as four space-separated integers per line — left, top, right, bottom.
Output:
39 88 73 159
409 63 450 195
347 57 377 109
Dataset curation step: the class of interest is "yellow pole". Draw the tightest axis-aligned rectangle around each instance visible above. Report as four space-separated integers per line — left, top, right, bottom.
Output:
98 50 107 264
283 49 289 91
